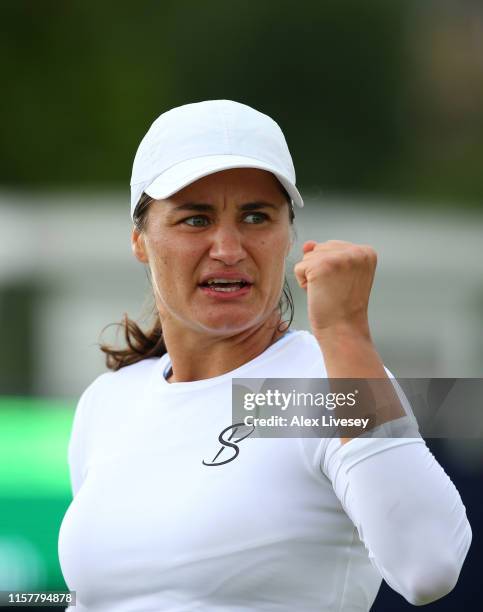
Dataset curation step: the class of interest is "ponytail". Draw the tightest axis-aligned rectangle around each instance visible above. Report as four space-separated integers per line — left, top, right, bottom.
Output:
99 312 167 371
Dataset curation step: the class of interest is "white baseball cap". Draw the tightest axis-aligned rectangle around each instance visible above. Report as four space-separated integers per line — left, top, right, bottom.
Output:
130 99 303 219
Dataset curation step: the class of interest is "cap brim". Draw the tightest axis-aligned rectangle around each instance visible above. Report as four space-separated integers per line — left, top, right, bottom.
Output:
142 154 304 212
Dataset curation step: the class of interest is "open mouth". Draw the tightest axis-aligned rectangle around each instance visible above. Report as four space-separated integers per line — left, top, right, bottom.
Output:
199 279 252 293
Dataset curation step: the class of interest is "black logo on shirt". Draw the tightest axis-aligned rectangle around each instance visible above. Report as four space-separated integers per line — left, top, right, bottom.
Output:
202 423 255 466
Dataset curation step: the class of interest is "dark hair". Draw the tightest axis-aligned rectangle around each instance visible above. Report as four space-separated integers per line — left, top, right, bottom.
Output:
100 185 296 371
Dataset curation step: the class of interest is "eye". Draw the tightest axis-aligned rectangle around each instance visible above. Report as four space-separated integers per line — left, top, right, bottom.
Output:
182 215 210 227
244 212 269 224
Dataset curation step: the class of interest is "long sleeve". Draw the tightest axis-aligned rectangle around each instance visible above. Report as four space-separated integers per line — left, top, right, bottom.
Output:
322 433 472 605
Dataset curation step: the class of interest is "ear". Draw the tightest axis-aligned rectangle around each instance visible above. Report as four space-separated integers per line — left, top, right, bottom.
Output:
131 227 149 263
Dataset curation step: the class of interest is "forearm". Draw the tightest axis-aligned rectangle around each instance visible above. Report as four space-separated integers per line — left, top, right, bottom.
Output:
314 324 406 444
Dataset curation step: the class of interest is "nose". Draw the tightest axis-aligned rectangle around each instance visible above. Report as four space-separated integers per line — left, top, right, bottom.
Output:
208 223 247 266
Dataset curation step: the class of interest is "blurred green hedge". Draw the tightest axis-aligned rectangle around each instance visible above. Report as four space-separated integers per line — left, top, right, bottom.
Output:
0 398 73 592
1 0 482 207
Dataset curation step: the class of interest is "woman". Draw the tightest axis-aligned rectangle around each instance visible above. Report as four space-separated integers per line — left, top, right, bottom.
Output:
58 100 471 611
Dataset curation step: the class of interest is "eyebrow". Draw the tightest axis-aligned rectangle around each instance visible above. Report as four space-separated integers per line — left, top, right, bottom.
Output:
170 201 282 213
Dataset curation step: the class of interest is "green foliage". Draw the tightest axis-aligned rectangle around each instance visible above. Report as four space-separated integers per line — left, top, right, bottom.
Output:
1 0 482 207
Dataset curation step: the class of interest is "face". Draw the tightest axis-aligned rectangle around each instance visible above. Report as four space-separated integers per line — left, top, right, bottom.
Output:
131 168 293 336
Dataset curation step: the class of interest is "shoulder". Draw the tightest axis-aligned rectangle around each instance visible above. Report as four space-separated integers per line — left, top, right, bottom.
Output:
71 358 160 454
255 329 326 377
286 329 325 362
291 329 323 351
83 357 158 395
76 357 159 418
279 329 320 351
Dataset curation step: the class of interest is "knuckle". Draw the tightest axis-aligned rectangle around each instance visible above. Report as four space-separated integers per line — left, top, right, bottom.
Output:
322 254 343 271
326 239 351 246
360 244 378 263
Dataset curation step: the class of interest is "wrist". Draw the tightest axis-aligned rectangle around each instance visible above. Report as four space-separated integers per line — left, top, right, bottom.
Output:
313 321 386 380
313 319 373 348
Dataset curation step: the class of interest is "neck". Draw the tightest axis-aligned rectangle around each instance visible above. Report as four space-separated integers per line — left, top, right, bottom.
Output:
161 312 289 383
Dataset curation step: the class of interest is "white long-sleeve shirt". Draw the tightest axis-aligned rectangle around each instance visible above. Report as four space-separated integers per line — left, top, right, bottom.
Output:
58 330 471 611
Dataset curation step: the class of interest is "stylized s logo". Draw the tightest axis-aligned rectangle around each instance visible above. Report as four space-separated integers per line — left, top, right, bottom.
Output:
202 422 255 466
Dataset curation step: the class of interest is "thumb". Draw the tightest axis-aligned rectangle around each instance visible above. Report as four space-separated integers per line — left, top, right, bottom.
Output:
302 240 318 255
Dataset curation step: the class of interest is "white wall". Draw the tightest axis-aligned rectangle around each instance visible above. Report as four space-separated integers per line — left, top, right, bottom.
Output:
1 192 482 397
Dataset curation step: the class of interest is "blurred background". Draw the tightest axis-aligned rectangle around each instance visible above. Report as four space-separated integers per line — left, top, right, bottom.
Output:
0 0 482 609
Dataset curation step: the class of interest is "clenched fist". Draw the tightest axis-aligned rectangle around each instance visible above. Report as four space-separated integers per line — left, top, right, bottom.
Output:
294 240 378 338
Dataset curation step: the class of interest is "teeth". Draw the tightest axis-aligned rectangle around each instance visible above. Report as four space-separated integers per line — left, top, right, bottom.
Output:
207 278 244 284
211 286 242 292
